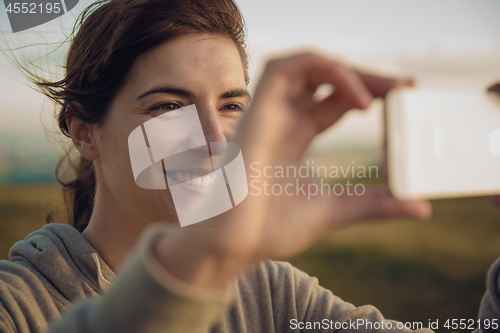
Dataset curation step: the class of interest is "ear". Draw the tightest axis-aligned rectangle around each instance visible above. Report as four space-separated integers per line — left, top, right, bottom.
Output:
66 103 99 161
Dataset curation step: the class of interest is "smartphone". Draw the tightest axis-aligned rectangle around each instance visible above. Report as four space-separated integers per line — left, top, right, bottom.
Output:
385 87 500 200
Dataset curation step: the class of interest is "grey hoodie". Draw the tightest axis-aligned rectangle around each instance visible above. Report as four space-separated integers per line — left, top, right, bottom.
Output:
0 223 497 333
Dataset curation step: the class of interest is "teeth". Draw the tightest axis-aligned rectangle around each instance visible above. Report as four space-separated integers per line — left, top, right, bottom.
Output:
191 177 202 187
176 172 184 182
167 171 216 187
201 175 211 187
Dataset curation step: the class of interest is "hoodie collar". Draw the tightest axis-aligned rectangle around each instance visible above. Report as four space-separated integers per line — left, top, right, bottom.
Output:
9 223 117 300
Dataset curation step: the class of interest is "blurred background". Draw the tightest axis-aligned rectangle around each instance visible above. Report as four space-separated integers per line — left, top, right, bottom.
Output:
1 0 500 331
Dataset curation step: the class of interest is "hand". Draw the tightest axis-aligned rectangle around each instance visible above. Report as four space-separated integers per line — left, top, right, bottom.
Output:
156 52 432 289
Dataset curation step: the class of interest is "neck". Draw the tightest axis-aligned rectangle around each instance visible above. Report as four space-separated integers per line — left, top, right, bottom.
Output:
82 193 149 272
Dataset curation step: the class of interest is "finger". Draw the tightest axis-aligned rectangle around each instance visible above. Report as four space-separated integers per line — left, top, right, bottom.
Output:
260 53 376 133
310 70 415 132
331 187 432 226
306 62 375 131
262 53 374 110
355 71 415 98
307 59 374 111
310 75 374 131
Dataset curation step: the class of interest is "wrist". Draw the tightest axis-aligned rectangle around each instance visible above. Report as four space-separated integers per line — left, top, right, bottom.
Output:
154 227 244 290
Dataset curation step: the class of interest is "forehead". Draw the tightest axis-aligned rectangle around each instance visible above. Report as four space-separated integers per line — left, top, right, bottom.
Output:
128 34 246 94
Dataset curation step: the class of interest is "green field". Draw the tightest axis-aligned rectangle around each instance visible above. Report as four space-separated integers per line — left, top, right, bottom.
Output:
0 183 499 332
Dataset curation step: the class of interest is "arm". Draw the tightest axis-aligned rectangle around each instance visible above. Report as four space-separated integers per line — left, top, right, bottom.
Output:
48 226 234 333
292 267 432 332
252 260 432 333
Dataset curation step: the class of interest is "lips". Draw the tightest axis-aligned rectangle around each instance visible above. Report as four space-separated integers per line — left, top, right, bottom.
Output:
165 170 216 187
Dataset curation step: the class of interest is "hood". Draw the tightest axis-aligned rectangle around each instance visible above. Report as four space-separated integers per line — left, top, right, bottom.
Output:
8 223 116 302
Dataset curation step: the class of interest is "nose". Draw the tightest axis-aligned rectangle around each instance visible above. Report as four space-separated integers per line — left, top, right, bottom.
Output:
196 104 227 144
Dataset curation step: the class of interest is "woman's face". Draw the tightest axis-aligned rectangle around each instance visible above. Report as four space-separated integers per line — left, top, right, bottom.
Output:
90 33 250 224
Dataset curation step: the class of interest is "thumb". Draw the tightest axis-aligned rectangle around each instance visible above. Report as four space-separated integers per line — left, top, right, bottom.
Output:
332 187 432 227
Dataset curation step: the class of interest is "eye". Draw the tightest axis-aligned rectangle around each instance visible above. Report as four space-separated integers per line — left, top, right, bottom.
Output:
150 102 182 113
221 104 245 113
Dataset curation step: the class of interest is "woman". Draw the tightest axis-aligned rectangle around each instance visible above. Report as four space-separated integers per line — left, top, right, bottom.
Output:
1 0 498 332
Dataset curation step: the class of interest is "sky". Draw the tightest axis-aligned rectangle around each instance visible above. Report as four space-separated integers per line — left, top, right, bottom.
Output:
1 0 500 148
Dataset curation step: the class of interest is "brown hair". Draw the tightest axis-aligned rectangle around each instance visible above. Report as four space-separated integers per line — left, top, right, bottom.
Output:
34 0 248 231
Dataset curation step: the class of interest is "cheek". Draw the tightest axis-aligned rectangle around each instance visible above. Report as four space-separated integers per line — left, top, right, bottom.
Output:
99 140 133 188
220 116 243 140
95 123 137 184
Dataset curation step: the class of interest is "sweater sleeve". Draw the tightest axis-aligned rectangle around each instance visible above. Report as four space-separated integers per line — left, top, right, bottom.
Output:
47 225 236 333
260 260 434 333
266 259 500 333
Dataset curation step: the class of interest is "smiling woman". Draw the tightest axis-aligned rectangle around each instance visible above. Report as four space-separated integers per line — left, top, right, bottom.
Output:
1 0 500 332
74 33 251 261
33 0 250 234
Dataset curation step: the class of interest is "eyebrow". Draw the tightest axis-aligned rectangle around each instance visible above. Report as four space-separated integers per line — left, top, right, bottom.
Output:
137 86 194 100
137 85 251 102
220 89 251 101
